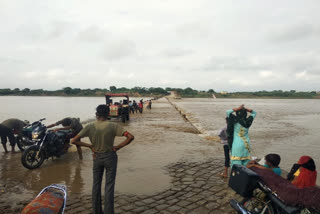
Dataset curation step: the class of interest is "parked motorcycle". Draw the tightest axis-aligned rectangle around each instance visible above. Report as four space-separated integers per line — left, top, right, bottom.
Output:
21 126 71 169
229 164 320 214
15 118 46 151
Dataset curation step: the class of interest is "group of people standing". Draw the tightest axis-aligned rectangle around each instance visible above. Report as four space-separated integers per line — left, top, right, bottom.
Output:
129 99 152 114
219 104 317 189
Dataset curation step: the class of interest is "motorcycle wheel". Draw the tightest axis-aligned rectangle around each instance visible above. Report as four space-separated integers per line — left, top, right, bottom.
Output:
21 146 45 169
16 137 33 152
241 197 274 214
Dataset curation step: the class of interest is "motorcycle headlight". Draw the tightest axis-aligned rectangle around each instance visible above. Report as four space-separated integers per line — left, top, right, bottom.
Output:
32 133 39 139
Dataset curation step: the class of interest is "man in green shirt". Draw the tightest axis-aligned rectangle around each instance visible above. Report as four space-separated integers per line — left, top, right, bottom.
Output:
71 105 134 214
47 117 83 159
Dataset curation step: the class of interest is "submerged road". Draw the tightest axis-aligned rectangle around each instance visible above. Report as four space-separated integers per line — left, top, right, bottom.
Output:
0 98 239 214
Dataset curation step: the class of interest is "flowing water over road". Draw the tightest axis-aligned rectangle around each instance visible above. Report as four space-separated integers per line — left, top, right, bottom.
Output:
170 98 320 185
0 96 319 213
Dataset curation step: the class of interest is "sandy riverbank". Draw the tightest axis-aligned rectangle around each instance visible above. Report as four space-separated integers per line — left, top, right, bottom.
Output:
0 98 239 214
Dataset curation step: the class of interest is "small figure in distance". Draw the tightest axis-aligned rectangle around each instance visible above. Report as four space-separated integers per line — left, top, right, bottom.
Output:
129 101 134 114
132 100 138 113
138 99 143 113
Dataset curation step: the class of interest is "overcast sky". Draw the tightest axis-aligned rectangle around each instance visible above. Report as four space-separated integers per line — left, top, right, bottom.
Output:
0 0 319 91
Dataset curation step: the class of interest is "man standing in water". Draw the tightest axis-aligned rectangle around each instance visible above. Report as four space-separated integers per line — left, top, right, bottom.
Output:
71 104 134 214
1 118 28 153
47 117 83 159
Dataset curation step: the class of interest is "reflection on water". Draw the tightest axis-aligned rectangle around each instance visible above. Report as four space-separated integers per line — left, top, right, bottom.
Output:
0 149 88 195
172 98 320 184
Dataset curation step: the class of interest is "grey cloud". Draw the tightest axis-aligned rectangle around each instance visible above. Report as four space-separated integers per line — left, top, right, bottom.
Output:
275 53 320 75
77 26 107 43
161 48 194 58
202 56 269 72
102 39 136 60
16 20 73 41
46 21 72 39
175 21 212 38
269 23 319 43
0 57 27 72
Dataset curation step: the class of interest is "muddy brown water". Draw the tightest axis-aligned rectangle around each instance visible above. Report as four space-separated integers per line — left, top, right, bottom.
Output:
1 97 319 209
170 98 320 185
0 98 219 208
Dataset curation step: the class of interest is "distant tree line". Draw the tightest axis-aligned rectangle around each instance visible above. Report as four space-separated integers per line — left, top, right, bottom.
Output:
0 87 318 98
217 90 318 99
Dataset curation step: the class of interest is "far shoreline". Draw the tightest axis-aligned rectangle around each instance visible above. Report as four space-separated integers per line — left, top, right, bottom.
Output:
1 94 320 99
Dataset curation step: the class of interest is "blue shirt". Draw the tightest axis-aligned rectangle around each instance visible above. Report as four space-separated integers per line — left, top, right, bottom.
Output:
263 164 282 176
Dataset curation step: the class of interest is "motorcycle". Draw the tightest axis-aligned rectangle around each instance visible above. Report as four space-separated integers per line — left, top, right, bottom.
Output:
21 126 71 169
229 164 320 214
15 118 46 151
21 184 67 214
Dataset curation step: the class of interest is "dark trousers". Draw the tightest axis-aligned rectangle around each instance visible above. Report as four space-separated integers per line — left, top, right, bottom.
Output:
223 145 230 167
92 151 118 214
130 107 135 114
0 125 15 146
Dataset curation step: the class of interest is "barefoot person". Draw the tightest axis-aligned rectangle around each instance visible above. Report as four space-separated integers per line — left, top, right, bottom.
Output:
218 118 229 178
71 104 134 214
1 118 28 153
226 104 256 167
0 124 16 153
47 117 83 159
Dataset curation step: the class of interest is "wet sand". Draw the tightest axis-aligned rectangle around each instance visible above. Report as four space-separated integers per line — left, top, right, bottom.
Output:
0 98 239 213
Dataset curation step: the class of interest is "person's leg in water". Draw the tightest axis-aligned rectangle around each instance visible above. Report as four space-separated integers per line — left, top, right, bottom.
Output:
76 145 83 160
1 136 9 153
66 132 83 160
8 132 16 153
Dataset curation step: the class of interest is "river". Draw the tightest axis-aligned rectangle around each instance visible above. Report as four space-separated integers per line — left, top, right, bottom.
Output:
0 96 319 201
171 98 320 184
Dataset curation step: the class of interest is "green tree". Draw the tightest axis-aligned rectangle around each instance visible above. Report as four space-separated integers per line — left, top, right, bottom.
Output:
63 87 72 94
110 86 117 91
22 88 30 94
